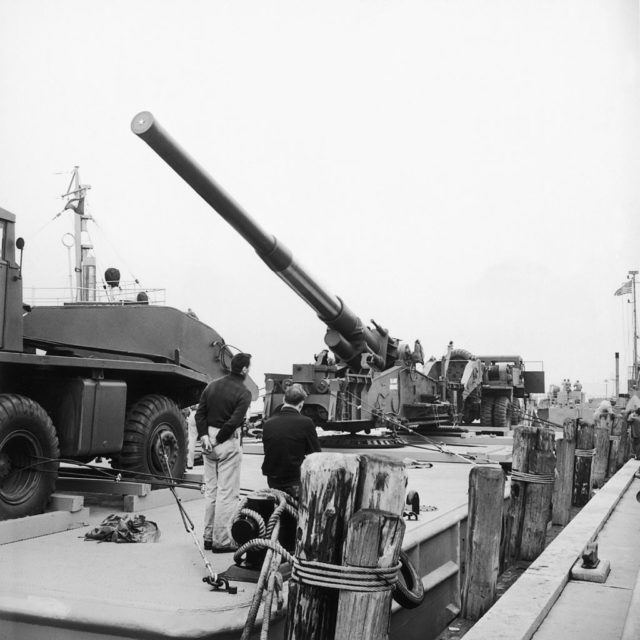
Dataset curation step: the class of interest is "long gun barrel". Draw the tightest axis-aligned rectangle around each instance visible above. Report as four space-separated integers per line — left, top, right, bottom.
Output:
131 111 391 370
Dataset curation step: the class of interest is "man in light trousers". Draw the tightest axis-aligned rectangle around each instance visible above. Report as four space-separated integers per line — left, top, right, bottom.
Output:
195 352 252 553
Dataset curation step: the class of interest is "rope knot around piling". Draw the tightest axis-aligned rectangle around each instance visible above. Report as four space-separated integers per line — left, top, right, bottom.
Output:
290 557 401 592
575 448 597 458
510 469 556 484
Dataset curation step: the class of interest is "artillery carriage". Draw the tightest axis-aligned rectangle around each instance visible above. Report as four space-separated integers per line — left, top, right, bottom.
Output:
132 112 489 436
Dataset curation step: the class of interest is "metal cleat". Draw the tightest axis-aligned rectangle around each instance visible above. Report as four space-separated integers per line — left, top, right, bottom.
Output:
203 575 238 594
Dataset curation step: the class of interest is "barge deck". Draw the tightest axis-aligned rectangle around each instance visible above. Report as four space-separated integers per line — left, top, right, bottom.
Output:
1 440 510 640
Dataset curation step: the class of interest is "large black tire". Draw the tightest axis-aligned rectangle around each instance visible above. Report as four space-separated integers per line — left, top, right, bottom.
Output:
462 388 481 425
511 399 523 425
0 394 59 520
393 550 425 609
493 396 512 429
480 398 495 426
116 395 187 479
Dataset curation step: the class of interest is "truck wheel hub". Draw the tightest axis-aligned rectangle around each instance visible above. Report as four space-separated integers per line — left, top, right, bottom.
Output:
151 427 178 472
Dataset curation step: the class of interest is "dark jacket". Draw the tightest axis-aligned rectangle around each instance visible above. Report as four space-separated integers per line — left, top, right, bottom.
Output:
261 406 321 484
195 373 252 444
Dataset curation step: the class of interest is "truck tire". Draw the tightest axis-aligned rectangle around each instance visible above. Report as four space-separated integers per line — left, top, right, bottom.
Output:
480 398 494 426
117 395 187 479
393 550 425 609
0 394 59 520
511 399 523 425
493 396 512 429
462 388 481 425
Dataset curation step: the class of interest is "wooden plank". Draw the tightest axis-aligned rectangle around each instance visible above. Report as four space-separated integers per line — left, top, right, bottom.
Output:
49 493 85 513
56 478 151 496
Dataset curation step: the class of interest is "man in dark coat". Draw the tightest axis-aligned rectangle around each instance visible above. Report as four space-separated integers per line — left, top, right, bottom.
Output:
261 383 321 498
196 352 252 552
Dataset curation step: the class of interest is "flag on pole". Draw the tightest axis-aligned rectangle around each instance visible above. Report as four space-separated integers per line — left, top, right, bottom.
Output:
614 281 633 296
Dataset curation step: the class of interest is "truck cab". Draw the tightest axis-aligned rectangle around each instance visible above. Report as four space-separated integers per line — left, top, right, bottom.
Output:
0 207 24 352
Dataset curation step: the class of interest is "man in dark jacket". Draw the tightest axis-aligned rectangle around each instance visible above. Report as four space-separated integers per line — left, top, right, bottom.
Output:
196 352 252 552
261 383 321 498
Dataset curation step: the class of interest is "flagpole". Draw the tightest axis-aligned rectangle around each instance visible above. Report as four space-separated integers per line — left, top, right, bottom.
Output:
631 269 639 381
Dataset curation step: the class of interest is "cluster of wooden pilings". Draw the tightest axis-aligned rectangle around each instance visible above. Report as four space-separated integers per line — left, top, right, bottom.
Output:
462 411 630 621
283 414 630 636
284 452 408 640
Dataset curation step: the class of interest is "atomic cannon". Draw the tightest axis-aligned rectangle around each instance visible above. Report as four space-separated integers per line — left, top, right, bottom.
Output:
132 111 488 435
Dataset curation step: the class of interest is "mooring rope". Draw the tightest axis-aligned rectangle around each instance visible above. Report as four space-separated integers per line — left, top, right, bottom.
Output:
291 558 400 592
510 470 556 484
575 448 597 458
234 537 294 566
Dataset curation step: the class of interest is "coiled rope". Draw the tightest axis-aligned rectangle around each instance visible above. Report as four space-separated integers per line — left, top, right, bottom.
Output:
239 489 294 640
510 470 556 484
291 558 400 592
575 448 597 458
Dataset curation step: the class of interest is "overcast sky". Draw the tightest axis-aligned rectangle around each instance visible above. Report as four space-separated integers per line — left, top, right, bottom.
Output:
1 0 638 401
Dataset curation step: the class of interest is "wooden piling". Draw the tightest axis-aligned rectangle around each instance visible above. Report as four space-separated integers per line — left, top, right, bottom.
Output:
285 452 407 640
505 425 556 564
608 414 623 477
572 421 595 507
617 412 630 468
335 510 405 640
593 417 611 488
552 418 576 526
284 452 360 640
461 466 504 620
355 454 407 513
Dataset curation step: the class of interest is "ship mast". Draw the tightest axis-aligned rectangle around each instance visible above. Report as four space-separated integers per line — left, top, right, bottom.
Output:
62 167 96 301
631 269 639 383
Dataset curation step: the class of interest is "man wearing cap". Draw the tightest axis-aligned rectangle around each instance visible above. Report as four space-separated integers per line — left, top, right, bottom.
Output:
195 352 252 552
261 383 321 499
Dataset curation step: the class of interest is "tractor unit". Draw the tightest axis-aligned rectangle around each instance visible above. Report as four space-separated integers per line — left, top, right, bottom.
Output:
473 355 545 428
0 204 256 520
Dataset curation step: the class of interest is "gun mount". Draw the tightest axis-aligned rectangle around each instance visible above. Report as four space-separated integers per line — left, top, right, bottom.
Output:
132 112 481 433
132 111 402 374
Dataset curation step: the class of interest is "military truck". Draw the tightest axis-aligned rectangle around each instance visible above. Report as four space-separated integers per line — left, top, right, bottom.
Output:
0 205 256 519
474 355 545 428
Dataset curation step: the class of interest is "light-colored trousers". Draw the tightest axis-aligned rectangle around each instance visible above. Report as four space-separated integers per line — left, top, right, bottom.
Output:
187 412 198 467
203 426 241 545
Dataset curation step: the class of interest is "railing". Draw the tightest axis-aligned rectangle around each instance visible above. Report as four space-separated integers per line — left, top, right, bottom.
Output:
23 282 166 306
